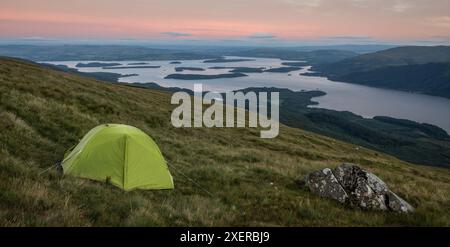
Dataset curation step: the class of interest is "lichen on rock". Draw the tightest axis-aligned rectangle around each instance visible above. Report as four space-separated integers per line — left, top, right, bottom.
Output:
306 168 349 203
304 163 414 213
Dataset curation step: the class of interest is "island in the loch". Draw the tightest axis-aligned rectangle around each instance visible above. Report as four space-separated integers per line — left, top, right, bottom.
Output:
264 66 302 73
300 72 323 77
209 66 265 73
175 67 205 72
128 62 149 65
203 58 255 63
102 65 161 69
281 61 307 66
170 61 182 64
164 72 248 80
76 62 122 68
209 66 303 73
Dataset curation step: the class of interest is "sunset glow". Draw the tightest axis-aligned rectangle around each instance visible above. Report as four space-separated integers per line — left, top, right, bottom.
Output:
1 0 450 43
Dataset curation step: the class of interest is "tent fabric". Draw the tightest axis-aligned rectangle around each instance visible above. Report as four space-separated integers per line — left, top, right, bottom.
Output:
62 124 174 191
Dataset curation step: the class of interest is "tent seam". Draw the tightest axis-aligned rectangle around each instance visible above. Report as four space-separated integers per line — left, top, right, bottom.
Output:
123 134 128 190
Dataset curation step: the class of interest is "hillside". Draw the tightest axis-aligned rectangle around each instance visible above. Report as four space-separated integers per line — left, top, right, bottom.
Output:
115 83 450 168
318 46 450 76
235 88 450 168
335 63 450 99
0 57 449 226
314 46 450 98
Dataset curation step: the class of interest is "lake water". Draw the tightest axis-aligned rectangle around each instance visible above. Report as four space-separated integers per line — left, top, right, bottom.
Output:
45 57 450 133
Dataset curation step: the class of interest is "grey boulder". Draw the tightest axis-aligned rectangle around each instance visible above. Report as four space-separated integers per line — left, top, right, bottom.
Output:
304 163 414 213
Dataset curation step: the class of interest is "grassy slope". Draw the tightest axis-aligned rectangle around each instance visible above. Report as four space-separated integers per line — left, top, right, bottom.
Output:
0 57 449 226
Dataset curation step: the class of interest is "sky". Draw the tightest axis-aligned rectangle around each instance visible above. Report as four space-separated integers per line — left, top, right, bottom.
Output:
1 0 450 45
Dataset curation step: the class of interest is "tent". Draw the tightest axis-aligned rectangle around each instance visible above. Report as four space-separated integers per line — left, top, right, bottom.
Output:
61 124 174 191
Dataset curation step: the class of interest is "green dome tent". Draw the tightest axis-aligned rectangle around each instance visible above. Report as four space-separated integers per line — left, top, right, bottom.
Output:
61 124 174 191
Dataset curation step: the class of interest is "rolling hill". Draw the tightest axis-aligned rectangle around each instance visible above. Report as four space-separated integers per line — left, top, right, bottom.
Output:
0 57 449 226
315 46 450 98
318 46 450 76
334 63 450 98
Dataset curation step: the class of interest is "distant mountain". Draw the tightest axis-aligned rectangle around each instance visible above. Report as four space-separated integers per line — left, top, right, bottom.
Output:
316 46 450 98
0 45 215 61
291 44 398 54
126 44 396 55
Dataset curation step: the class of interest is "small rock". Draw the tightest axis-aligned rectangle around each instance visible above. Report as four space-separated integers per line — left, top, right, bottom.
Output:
388 191 415 213
366 172 389 194
333 163 363 191
306 168 349 203
352 177 387 211
333 163 389 210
